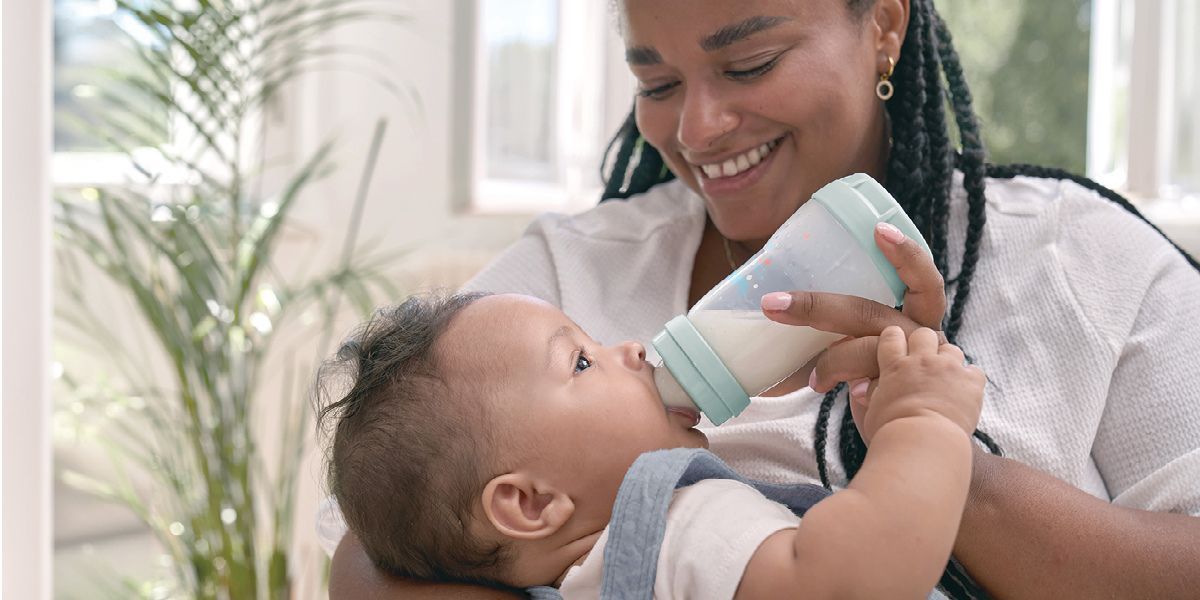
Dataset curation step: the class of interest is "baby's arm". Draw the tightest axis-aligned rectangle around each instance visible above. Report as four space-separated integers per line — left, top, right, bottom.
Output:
736 326 983 599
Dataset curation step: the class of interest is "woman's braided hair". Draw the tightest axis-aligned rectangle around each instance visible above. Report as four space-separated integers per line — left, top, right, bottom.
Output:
598 0 1199 597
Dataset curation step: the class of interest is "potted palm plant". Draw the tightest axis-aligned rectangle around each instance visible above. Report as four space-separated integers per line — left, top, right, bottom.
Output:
54 1 402 597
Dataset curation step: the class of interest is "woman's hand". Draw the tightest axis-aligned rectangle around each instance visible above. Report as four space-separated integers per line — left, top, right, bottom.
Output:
330 533 523 600
761 223 947 392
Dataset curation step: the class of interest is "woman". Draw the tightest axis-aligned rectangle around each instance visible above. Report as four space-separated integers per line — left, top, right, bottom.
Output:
324 0 1200 597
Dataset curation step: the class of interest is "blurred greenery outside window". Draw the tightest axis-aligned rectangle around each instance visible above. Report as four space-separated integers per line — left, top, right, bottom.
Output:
940 0 1197 200
938 0 1092 175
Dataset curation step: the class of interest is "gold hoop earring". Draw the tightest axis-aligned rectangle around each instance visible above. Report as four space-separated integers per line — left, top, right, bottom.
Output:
876 56 896 101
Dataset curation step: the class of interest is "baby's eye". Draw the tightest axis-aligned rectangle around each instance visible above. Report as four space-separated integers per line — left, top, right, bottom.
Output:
574 352 593 374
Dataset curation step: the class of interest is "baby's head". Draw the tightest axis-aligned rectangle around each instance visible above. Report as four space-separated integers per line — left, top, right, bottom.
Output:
318 292 706 587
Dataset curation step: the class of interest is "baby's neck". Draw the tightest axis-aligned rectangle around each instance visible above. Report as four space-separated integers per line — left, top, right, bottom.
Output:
506 521 607 588
550 529 605 586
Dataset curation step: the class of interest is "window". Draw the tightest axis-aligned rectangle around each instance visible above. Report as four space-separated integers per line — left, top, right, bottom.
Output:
53 0 173 186
938 0 1092 174
1166 1 1199 196
55 0 164 152
940 0 1198 206
460 0 634 213
1088 0 1199 201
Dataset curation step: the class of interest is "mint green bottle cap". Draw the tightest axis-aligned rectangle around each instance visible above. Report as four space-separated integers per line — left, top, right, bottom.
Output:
810 173 932 306
652 315 750 426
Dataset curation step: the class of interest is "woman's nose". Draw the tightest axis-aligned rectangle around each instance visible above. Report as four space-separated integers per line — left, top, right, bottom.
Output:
618 341 647 369
677 85 740 152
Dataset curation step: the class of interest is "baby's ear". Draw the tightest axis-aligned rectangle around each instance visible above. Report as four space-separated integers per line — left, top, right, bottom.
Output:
481 473 574 540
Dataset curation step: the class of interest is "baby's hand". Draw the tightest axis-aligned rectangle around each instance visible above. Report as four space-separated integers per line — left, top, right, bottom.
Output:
850 326 984 445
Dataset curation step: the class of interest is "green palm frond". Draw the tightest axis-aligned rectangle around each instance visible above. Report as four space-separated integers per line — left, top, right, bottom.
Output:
54 0 405 597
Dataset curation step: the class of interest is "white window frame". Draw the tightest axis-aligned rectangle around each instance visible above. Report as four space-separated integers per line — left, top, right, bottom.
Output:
3 0 55 597
454 0 635 215
1088 0 1196 203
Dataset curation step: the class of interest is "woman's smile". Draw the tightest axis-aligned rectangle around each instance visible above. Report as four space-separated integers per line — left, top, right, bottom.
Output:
688 133 788 199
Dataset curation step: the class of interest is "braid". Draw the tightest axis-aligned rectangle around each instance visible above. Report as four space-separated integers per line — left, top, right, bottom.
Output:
601 109 676 201
920 5 953 278
601 112 640 200
883 0 928 217
932 9 989 342
831 3 999 597
838 395 868 481
813 386 842 490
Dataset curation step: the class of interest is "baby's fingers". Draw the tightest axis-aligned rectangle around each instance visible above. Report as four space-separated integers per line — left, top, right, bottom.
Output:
937 342 966 363
907 327 940 355
877 325 908 367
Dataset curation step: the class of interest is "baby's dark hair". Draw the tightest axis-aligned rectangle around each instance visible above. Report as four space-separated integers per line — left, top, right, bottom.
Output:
314 291 511 584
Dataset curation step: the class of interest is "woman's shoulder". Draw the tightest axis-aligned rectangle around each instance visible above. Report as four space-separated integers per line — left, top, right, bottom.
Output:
525 178 704 242
972 170 1150 228
949 169 1173 254
965 168 1197 341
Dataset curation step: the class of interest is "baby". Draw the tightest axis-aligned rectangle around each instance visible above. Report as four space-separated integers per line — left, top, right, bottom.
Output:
317 292 984 598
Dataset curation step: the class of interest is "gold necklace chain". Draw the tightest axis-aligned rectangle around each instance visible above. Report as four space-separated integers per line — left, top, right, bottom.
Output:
721 235 740 271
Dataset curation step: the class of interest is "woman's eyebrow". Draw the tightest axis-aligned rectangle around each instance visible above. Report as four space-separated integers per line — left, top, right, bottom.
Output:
699 15 791 52
625 15 792 66
626 46 662 66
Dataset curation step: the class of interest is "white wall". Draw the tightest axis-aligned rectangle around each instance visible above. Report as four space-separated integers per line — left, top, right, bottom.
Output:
2 0 54 598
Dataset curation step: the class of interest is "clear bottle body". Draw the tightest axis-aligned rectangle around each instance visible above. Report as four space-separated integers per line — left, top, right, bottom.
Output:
653 186 901 419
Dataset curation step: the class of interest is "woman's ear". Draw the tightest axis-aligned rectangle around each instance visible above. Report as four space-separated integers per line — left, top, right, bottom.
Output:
871 0 910 59
481 473 575 541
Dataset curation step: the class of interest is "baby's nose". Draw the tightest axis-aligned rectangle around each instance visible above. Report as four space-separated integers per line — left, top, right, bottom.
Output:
619 341 647 367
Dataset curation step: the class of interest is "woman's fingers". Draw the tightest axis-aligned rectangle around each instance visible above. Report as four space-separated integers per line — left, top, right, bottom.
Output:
875 223 946 329
809 336 880 392
762 291 926 338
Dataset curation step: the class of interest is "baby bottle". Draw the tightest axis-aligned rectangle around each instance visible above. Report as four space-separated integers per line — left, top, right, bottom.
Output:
652 173 932 425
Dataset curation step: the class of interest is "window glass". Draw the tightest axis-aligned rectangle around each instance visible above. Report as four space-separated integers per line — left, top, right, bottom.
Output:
54 0 166 153
481 0 559 182
938 0 1092 174
1169 1 1200 196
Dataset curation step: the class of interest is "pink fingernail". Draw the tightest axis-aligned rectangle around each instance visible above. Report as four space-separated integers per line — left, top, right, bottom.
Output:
877 222 906 244
761 293 792 311
850 378 870 398
808 369 819 390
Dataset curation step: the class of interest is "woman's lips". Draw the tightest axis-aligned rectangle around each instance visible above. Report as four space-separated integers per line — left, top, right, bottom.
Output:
667 406 701 428
690 135 786 198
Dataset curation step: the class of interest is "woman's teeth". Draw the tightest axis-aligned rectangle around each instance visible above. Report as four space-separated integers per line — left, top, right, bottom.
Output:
699 138 780 179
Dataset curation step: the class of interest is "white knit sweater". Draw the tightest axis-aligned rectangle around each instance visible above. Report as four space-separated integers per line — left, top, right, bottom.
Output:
316 173 1200 555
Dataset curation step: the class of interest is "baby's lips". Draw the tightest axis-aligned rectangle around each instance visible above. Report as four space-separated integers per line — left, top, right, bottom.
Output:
667 406 701 428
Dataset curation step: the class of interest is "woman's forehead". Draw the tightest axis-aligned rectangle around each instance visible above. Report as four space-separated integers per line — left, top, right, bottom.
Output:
617 0 848 46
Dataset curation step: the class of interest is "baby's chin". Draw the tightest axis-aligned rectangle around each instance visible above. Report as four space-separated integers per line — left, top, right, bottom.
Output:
676 427 709 449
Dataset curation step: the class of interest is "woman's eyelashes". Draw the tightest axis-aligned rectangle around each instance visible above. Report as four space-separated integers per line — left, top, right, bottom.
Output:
573 350 594 374
638 81 679 100
726 55 781 81
636 56 783 100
